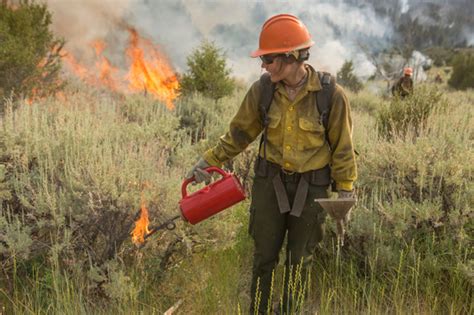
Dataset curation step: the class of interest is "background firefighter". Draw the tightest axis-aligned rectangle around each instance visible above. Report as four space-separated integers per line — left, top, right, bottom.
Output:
186 14 357 314
392 67 414 98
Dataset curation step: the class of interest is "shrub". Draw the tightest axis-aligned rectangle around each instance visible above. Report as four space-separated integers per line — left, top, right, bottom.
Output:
337 60 363 93
179 40 235 103
448 52 474 90
347 87 382 115
349 107 472 270
0 1 63 106
317 94 473 311
424 46 455 67
0 92 190 300
376 85 447 139
175 85 245 143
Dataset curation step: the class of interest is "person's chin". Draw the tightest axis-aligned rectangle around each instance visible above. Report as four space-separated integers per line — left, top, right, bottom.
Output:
269 73 281 83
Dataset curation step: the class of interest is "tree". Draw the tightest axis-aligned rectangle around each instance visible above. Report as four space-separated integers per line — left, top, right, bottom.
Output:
180 40 234 102
0 0 63 103
448 52 474 90
336 60 363 93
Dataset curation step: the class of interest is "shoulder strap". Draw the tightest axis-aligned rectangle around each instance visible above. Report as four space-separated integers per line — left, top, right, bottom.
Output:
258 72 275 127
257 73 276 170
316 71 336 146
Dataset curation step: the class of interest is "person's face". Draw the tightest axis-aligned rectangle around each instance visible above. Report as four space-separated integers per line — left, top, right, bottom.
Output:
260 54 295 83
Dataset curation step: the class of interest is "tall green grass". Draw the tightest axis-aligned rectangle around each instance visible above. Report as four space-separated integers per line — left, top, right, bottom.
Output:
1 84 472 314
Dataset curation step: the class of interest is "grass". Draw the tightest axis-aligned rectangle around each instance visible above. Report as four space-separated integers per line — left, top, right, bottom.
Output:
1 83 473 314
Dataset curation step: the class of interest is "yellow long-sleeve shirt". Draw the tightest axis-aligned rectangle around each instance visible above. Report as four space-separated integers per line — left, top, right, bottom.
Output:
203 65 357 191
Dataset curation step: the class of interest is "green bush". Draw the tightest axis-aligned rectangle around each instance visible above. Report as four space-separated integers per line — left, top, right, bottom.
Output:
349 103 472 274
376 85 447 139
336 60 363 93
179 40 235 103
0 1 63 105
347 87 382 115
448 52 474 90
424 46 455 67
0 91 191 300
175 85 245 143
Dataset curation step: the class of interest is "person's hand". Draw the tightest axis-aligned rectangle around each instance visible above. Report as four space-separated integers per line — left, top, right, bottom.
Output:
186 158 211 184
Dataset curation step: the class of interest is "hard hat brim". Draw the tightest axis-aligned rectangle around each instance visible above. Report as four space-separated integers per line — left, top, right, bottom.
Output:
250 40 315 58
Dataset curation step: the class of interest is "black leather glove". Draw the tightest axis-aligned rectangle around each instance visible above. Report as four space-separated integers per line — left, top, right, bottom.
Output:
186 158 211 184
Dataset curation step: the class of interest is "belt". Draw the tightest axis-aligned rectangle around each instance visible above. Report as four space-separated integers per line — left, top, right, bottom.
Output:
255 158 331 217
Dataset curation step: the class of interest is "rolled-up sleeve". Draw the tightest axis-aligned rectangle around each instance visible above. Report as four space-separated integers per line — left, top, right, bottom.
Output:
327 85 357 191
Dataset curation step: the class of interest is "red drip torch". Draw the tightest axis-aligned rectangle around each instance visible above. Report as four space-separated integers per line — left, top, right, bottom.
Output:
134 167 246 244
179 167 246 224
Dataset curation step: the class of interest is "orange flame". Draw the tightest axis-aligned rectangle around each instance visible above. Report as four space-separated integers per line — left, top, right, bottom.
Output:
131 199 150 245
28 27 179 108
126 28 179 110
62 50 96 84
60 28 179 109
92 40 120 91
26 88 39 105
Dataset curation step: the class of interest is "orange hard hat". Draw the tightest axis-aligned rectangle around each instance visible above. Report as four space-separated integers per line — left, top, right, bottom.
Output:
404 67 413 75
250 14 314 58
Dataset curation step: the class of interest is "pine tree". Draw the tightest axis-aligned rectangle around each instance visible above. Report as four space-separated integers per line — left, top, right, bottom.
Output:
180 40 234 103
337 60 363 93
448 53 474 90
0 1 63 104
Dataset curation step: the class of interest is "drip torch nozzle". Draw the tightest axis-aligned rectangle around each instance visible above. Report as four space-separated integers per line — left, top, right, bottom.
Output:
144 215 181 240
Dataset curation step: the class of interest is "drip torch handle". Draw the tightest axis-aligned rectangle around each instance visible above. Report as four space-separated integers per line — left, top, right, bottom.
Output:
181 166 229 198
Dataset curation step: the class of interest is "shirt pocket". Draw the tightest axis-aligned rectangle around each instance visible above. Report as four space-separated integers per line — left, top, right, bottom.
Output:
297 117 325 151
266 107 283 147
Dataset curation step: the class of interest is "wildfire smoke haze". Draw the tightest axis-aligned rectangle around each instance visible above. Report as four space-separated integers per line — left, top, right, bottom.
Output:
61 27 179 109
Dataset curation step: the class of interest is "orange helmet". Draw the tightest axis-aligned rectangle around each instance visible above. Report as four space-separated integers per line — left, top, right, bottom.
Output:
250 14 314 58
404 67 413 76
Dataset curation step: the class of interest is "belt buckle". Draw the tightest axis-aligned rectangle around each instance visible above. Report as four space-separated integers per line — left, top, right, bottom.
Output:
281 168 295 176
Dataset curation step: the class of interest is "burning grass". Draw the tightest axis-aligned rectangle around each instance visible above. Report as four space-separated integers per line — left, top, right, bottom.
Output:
131 199 151 245
61 27 179 109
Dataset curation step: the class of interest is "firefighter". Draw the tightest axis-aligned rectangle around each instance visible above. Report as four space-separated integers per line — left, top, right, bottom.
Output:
392 67 414 98
186 14 356 314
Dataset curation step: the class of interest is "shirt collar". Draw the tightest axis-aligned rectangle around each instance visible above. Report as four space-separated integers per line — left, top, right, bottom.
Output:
274 64 322 92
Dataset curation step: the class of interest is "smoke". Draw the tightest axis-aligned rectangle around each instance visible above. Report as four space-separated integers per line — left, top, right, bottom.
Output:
466 31 474 46
46 0 132 51
401 0 409 14
44 0 471 83
126 0 392 79
409 51 432 81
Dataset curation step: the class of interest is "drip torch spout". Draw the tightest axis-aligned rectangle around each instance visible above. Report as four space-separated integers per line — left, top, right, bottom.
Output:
144 215 181 240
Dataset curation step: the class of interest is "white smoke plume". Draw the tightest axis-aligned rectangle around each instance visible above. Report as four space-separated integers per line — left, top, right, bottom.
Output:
45 0 396 81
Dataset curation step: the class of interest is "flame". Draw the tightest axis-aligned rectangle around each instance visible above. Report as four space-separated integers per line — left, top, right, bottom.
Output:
92 40 120 91
26 88 39 105
26 27 179 109
126 28 179 110
60 28 179 109
62 50 96 84
131 199 150 245
24 43 64 104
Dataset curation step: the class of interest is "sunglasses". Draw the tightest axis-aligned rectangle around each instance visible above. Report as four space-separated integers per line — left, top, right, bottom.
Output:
260 54 281 64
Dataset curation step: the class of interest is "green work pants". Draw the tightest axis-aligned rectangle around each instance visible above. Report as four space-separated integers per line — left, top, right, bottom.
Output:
248 173 328 314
